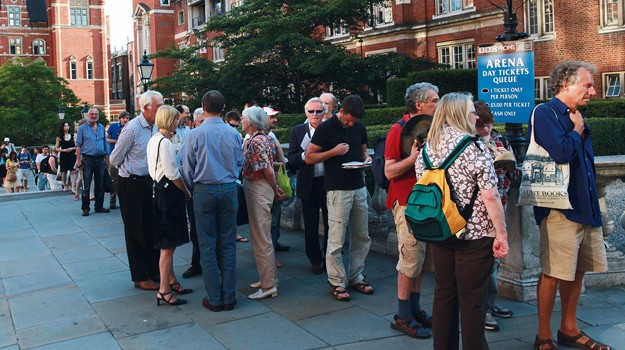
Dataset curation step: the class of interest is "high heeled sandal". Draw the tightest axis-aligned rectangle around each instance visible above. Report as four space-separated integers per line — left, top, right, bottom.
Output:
156 291 187 306
170 282 193 295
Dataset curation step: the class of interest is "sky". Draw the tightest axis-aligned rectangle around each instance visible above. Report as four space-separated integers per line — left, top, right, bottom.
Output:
106 0 134 52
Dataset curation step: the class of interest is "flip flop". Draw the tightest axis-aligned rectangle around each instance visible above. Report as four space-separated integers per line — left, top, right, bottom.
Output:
236 236 249 243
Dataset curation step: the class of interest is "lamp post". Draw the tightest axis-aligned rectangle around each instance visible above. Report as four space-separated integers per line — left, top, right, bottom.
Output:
81 102 89 119
57 107 65 120
138 50 154 92
496 0 530 161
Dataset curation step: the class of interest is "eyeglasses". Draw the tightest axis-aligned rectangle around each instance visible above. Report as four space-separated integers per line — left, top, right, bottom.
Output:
228 123 239 128
476 123 492 128
307 110 324 115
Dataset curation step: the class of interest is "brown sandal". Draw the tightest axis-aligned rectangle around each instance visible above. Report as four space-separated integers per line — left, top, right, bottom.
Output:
351 280 374 294
534 335 558 350
330 285 351 301
557 330 612 350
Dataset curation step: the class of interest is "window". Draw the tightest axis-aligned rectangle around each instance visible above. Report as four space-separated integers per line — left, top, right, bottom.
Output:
9 38 22 55
70 57 77 79
33 39 46 55
435 0 474 16
70 0 89 26
604 72 624 97
526 0 554 38
8 6 20 26
111 66 116 81
367 1 393 27
160 0 170 6
212 45 224 62
86 57 94 79
601 0 624 28
178 11 185 25
437 42 475 69
534 77 553 100
326 21 349 38
209 0 226 16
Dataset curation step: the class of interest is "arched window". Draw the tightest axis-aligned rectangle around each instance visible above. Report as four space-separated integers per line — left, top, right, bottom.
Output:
33 39 46 55
69 55 77 79
86 55 94 79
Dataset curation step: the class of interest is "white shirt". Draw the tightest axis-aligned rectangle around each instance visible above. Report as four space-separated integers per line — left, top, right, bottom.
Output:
307 124 325 177
147 134 181 182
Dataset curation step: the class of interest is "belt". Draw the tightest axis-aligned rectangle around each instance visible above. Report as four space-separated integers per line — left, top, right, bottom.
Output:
128 174 150 180
82 154 106 159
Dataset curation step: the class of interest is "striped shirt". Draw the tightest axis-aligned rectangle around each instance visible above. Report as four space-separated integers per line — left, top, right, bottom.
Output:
110 114 157 177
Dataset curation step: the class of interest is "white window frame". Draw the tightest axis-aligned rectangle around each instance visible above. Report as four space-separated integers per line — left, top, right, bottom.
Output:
600 0 625 32
365 1 393 28
603 72 624 98
525 0 555 40
534 76 553 100
33 39 46 55
437 41 475 69
326 21 349 38
212 45 225 62
70 57 77 79
160 0 170 6
86 57 94 79
434 0 474 18
8 6 20 27
70 8 89 26
9 37 22 55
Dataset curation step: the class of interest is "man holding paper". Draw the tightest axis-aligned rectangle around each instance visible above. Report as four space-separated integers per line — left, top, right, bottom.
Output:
287 97 330 275
305 95 373 302
530 60 610 350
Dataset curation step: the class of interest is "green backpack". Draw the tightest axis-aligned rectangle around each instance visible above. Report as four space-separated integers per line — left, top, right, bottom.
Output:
405 135 479 242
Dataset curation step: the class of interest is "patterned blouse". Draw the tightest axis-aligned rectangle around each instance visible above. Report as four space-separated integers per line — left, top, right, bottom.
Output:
415 125 498 240
242 132 274 181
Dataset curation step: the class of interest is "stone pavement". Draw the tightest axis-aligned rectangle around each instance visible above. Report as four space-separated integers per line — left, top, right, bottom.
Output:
0 192 624 350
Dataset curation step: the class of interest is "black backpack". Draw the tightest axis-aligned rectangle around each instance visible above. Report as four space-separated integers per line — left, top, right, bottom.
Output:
371 118 406 190
39 156 51 174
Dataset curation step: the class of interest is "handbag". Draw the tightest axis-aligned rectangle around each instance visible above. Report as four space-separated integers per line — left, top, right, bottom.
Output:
236 180 249 226
276 164 292 199
152 137 174 194
6 170 16 182
518 106 572 209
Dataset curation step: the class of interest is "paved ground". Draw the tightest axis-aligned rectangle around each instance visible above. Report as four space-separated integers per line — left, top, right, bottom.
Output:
0 191 624 349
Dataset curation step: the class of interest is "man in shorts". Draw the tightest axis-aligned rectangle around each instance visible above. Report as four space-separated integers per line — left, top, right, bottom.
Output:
531 60 611 350
384 82 438 339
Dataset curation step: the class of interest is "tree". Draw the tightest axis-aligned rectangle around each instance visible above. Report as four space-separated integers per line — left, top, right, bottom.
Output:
0 58 79 145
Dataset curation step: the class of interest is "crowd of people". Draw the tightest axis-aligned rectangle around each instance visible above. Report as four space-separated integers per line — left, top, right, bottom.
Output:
1 59 612 350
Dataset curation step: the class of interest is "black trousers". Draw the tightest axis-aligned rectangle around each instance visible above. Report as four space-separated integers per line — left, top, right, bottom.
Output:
118 176 160 282
186 200 200 267
431 236 494 350
300 177 329 266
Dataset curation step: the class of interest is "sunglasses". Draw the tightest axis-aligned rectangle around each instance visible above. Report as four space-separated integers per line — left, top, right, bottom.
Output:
307 110 324 115
228 123 239 128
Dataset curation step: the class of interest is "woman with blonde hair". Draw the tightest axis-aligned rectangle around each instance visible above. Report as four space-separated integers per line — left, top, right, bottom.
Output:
414 93 508 349
147 105 193 306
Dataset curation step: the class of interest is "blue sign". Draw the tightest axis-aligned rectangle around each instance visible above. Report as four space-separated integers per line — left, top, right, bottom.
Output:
478 41 535 124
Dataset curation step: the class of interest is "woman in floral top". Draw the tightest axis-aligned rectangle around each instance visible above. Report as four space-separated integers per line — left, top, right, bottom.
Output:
414 93 508 349
241 106 285 301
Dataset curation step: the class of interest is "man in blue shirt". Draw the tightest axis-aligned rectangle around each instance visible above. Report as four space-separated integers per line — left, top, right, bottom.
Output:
182 90 243 311
530 61 611 350
106 111 130 209
76 108 109 216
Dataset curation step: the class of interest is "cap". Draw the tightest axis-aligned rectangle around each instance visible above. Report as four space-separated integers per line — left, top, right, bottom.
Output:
3 137 10 142
262 106 280 116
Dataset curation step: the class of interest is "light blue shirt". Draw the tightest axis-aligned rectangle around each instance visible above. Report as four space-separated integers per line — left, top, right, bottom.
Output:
182 116 243 188
110 114 157 177
76 122 107 156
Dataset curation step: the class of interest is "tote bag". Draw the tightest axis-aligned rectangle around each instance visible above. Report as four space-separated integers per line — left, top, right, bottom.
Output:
518 107 572 209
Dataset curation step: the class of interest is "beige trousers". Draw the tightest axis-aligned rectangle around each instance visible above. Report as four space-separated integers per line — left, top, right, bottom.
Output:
243 178 277 289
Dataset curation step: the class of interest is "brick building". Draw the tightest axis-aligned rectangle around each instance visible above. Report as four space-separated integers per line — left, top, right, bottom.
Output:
134 0 625 100
0 0 111 115
110 45 134 117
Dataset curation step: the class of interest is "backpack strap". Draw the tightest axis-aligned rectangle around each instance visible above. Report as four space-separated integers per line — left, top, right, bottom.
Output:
440 135 478 170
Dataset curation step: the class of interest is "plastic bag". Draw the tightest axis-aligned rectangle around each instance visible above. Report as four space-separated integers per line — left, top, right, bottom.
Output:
276 165 292 200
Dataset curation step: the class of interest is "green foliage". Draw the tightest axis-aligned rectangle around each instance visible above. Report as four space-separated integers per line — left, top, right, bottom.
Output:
386 78 408 107
0 58 79 145
586 118 625 156
579 99 625 118
364 107 406 126
406 69 478 97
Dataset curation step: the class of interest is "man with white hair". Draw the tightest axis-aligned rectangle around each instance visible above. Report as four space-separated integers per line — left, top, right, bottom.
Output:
193 107 205 127
75 108 109 216
320 92 338 121
110 90 162 291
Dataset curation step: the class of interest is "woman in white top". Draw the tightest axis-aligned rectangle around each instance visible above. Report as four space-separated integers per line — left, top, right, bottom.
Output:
147 105 193 306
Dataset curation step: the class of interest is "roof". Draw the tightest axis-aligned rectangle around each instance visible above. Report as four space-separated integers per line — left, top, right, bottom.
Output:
27 0 48 23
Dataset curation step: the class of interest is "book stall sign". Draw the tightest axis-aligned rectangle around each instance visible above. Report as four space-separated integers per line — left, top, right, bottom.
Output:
477 41 535 124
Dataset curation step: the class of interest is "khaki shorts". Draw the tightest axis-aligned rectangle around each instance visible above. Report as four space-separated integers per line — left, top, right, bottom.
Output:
393 202 427 278
539 210 607 281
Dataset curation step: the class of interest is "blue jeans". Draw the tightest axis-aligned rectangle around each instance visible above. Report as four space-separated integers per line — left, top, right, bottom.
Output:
193 182 238 307
37 173 48 191
81 155 105 211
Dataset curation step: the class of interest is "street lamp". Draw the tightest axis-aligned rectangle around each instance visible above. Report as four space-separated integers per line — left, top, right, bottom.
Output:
138 50 154 91
81 102 90 119
57 107 65 120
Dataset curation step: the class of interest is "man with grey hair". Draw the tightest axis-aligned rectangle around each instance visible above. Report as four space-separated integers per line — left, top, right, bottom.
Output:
193 107 205 127
384 82 438 339
110 90 162 291
531 61 611 350
75 108 109 216
320 92 338 121
287 97 329 274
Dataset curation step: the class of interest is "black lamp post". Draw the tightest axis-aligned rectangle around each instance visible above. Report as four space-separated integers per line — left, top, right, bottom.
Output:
138 50 154 91
57 107 65 120
496 0 530 162
81 102 89 119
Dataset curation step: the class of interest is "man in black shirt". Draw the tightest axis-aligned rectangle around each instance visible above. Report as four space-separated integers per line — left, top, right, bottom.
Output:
306 95 373 301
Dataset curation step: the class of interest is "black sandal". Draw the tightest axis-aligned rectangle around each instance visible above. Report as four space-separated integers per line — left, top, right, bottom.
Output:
557 330 612 350
330 285 351 301
534 335 558 350
156 291 187 306
170 282 193 295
